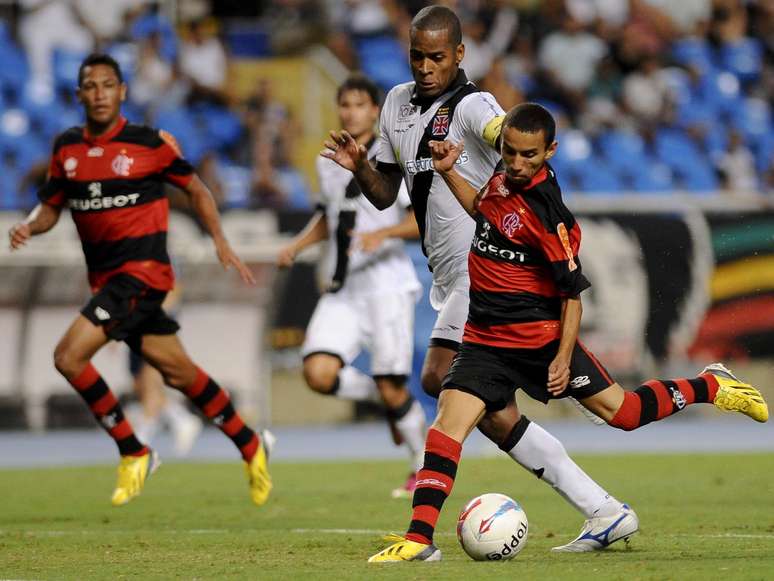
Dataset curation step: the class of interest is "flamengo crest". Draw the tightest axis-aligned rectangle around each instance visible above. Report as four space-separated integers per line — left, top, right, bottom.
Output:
111 151 134 176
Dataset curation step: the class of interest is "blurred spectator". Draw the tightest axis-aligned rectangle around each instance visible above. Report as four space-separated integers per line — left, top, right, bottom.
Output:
242 79 309 210
537 13 607 116
19 0 94 87
460 2 518 81
131 32 186 113
717 130 758 191
178 18 228 105
622 55 670 123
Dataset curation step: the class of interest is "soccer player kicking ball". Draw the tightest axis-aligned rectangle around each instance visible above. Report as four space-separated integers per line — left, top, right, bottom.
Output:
279 75 426 498
327 5 639 555
7 54 272 507
367 103 768 562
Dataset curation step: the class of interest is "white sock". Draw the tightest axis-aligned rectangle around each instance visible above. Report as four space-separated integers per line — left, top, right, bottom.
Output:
335 366 379 402
394 398 427 473
504 419 621 518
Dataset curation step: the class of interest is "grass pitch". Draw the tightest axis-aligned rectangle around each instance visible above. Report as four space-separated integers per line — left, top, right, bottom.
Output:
1 453 773 580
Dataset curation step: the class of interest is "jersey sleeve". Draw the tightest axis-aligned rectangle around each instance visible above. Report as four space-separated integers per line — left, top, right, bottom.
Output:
458 91 505 149
36 144 66 208
157 130 195 188
314 155 331 212
536 217 591 297
375 94 398 165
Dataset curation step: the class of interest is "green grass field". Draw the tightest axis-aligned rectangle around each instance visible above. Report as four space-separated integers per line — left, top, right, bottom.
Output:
1 454 773 580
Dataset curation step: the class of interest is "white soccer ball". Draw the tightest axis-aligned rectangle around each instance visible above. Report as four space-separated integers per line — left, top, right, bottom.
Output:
456 493 529 561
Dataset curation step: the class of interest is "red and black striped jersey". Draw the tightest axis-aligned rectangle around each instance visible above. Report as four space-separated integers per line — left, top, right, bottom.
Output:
464 163 590 349
37 116 194 292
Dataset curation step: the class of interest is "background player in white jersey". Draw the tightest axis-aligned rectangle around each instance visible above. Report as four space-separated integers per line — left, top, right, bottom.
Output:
279 75 426 498
323 6 635 551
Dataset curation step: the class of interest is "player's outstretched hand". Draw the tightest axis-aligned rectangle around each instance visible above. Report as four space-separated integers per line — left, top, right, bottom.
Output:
321 130 368 173
429 139 464 174
355 230 386 253
215 240 256 285
547 355 570 396
277 244 297 268
8 222 31 250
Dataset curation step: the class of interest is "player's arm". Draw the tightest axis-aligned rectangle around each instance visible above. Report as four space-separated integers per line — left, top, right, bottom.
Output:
357 207 419 253
429 139 479 216
321 130 402 210
277 210 329 267
548 296 583 396
8 202 63 250
181 174 255 285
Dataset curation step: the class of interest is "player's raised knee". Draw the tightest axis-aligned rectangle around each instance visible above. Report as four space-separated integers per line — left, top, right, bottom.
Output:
53 345 85 379
302 358 340 395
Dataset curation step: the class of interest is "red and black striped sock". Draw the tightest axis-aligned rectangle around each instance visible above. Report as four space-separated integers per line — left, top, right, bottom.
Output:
405 428 462 545
184 367 259 461
610 374 720 431
70 364 148 457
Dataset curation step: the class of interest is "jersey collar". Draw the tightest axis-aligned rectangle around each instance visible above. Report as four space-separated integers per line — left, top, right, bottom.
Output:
83 115 127 144
507 164 550 193
410 69 470 111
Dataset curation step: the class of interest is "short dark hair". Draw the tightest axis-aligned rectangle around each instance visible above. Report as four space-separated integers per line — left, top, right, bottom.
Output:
337 74 381 106
503 103 556 147
78 53 123 86
410 5 462 46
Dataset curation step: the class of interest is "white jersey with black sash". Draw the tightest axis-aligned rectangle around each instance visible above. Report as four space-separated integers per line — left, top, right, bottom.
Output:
374 70 504 305
315 140 420 297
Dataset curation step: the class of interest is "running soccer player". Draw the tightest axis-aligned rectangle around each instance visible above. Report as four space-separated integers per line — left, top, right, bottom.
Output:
325 5 635 552
7 53 272 507
279 75 426 498
368 102 769 562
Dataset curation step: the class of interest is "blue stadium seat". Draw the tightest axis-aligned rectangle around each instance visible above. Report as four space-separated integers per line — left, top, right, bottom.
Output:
552 129 592 172
719 38 763 83
654 128 705 170
704 124 729 163
107 42 137 86
630 161 674 193
218 162 252 209
154 108 206 164
131 11 178 62
753 133 774 174
671 38 715 73
698 70 742 117
597 130 648 173
676 162 719 192
577 160 625 193
52 49 90 92
197 105 243 149
355 35 412 91
730 97 771 145
0 42 30 95
276 167 311 210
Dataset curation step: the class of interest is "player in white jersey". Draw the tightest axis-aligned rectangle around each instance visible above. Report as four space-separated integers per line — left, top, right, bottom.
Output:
325 6 637 553
279 75 427 498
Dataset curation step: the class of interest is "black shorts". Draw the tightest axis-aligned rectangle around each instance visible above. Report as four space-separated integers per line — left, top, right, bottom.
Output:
81 274 180 353
442 339 615 412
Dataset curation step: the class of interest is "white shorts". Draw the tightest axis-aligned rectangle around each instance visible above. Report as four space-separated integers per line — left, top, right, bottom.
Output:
428 274 470 348
301 289 417 376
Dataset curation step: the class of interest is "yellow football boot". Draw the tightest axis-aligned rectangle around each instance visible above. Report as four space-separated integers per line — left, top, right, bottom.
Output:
704 363 768 423
368 534 442 563
111 449 160 507
245 430 274 506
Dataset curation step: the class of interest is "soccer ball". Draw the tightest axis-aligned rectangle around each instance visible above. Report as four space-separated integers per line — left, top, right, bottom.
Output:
456 493 529 561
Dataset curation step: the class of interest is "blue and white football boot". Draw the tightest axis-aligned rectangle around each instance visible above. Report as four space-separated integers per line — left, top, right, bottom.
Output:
551 504 639 552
